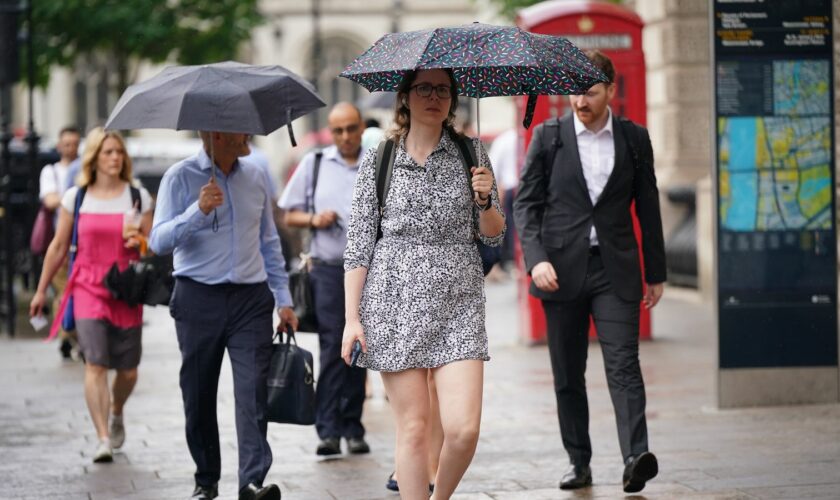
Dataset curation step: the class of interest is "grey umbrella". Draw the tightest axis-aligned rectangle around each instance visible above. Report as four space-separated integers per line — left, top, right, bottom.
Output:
106 61 325 147
106 61 325 230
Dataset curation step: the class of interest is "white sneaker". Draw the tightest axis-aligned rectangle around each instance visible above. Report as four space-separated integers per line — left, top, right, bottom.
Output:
109 415 125 449
93 439 113 463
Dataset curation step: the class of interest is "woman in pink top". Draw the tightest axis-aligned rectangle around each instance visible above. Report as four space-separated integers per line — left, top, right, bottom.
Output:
30 127 153 464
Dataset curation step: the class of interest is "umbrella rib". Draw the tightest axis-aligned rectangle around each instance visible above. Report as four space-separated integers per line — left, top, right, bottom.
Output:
417 28 442 70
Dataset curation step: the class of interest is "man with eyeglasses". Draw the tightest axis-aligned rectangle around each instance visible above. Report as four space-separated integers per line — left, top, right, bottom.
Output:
278 102 369 457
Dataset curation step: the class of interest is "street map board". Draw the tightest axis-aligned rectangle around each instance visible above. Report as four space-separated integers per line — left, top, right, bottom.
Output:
713 0 837 368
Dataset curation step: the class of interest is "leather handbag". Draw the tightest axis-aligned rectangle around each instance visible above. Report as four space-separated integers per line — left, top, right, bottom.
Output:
101 186 174 307
103 254 174 307
30 166 60 255
266 326 316 425
289 151 322 333
29 205 55 255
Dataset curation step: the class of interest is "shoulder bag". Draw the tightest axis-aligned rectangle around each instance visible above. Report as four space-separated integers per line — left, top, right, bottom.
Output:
289 152 322 333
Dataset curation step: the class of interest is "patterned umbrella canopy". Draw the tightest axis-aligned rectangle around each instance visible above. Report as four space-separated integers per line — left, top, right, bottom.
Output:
339 23 608 128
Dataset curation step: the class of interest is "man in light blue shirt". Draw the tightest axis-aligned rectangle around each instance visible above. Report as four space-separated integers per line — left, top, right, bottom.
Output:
151 131 295 500
279 103 368 457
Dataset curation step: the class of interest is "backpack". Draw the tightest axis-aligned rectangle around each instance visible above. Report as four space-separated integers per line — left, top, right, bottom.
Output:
373 130 502 275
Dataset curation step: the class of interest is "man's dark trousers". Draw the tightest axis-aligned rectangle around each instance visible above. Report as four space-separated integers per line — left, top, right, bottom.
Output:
171 277 275 490
310 262 366 440
542 252 649 466
501 188 517 268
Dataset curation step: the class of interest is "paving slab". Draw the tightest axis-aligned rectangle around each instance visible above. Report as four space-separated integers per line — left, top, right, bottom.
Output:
0 280 838 499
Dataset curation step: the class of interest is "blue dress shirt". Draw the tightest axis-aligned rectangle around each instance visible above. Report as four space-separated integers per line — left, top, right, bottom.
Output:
278 145 361 261
150 148 292 308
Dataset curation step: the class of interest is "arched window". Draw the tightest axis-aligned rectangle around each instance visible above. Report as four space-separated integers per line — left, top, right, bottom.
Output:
308 35 366 134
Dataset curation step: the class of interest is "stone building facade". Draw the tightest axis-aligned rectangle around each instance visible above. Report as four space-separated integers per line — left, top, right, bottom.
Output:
9 0 840 300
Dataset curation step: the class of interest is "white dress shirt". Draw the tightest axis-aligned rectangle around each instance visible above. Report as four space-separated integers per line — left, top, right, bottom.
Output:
573 108 615 246
38 162 71 200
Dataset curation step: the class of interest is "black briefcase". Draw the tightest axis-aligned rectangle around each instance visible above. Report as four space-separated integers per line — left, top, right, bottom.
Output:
266 326 316 425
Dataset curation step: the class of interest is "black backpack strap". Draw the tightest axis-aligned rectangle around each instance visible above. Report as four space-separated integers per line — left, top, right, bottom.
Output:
69 187 87 256
618 116 642 170
130 186 141 211
541 117 563 180
374 139 396 240
307 151 323 213
375 140 396 210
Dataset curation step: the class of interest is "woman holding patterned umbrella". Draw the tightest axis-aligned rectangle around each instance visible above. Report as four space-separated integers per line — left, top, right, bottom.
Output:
341 67 505 499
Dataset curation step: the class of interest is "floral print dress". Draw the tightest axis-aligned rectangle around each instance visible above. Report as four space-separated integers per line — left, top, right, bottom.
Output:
344 132 504 372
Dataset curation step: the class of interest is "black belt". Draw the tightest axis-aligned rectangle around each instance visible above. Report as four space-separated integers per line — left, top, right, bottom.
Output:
311 257 344 267
588 246 600 256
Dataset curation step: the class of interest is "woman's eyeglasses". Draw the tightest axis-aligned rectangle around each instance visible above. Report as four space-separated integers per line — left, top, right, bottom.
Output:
410 83 452 99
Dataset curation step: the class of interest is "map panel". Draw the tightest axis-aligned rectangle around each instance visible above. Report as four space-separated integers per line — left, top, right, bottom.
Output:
719 116 831 231
773 60 830 115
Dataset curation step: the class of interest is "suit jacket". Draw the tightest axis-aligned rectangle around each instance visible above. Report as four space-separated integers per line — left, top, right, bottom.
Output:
513 114 666 302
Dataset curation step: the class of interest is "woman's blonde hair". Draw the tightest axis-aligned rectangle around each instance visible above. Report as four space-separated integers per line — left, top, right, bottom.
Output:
388 69 461 143
77 127 132 187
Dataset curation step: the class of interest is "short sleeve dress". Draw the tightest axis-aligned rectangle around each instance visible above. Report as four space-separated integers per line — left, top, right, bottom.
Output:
344 132 505 372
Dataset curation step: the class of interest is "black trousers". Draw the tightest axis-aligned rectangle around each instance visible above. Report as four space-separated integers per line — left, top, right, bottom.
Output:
310 262 366 440
171 278 275 490
501 188 517 267
541 254 648 466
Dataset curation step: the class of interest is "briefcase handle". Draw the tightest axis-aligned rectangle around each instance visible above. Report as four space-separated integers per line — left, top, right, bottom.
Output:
273 324 298 345
271 324 314 384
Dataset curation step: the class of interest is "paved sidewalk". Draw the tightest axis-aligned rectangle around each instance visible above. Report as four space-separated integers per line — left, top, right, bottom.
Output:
1 279 838 499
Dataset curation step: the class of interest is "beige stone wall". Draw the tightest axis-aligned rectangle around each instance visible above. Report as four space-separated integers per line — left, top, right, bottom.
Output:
636 0 711 240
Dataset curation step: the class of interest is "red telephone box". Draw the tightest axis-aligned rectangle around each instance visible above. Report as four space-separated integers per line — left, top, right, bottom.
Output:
514 0 652 343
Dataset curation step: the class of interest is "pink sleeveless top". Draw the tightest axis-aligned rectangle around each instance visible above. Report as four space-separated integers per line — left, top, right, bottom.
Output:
49 186 150 339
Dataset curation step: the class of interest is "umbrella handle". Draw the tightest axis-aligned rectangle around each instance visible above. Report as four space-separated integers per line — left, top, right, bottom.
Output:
287 108 298 147
475 97 481 170
208 132 220 233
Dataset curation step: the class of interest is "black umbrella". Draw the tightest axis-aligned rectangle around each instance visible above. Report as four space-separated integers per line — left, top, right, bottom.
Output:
106 61 326 149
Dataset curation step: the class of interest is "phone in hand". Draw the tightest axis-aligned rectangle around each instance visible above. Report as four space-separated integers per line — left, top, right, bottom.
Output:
350 340 362 367
29 315 48 332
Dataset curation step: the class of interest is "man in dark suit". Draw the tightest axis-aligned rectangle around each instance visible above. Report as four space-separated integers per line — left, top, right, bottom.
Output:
514 50 666 494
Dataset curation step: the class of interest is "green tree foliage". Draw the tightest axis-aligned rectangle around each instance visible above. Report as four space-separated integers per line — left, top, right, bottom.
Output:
28 0 263 92
488 0 544 20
